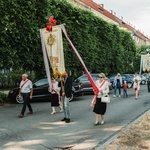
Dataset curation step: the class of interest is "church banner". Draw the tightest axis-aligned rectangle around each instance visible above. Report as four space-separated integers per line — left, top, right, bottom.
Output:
141 55 150 71
40 25 65 77
40 17 99 106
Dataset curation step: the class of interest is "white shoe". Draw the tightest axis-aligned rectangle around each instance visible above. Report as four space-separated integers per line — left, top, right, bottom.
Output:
113 95 116 98
101 120 105 125
94 121 100 125
119 95 121 97
51 111 56 115
60 109 63 112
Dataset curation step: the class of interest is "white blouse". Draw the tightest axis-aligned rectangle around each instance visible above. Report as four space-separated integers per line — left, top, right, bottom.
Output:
95 80 109 98
133 76 141 90
51 81 60 94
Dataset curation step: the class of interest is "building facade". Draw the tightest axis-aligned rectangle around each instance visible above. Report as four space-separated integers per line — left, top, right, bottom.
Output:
68 0 150 45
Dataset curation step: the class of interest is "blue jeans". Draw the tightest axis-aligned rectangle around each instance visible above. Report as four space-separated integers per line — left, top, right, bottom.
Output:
63 96 70 119
123 90 128 97
114 83 121 95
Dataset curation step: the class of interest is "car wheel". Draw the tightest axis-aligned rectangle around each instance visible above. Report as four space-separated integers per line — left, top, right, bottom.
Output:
69 92 74 102
127 82 132 88
141 80 146 85
16 95 24 104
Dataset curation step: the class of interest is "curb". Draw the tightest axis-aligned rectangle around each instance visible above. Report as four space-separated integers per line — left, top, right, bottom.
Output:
94 108 150 150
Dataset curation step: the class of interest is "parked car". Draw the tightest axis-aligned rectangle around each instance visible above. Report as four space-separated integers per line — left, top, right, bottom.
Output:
109 74 134 88
73 73 113 95
140 73 147 84
8 78 83 104
125 73 147 85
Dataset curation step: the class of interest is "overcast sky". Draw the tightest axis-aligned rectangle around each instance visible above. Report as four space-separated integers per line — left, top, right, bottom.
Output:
93 0 150 38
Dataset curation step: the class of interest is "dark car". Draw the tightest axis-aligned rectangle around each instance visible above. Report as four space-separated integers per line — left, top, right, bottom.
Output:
73 73 113 94
109 74 134 88
8 78 83 104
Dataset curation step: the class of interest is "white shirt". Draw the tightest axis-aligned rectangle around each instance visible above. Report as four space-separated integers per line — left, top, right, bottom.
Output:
19 79 32 93
95 80 109 98
147 73 150 81
133 75 141 90
51 81 60 94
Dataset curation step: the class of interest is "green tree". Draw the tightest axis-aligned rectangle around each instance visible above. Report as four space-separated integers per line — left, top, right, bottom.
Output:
0 0 137 82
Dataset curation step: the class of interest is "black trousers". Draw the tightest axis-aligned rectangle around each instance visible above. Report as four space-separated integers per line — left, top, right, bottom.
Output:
147 81 150 92
21 93 33 115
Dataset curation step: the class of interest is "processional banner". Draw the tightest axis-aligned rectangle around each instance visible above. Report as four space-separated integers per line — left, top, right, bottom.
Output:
40 16 99 106
40 25 65 77
141 55 150 71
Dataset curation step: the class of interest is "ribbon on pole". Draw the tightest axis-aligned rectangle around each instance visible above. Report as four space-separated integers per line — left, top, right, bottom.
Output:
61 24 99 105
40 29 52 89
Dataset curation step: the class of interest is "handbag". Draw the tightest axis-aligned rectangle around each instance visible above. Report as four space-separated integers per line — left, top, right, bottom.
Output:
101 94 110 103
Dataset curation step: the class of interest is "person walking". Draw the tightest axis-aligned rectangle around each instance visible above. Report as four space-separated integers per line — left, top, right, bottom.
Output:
113 73 123 98
146 71 150 92
60 71 72 123
49 76 63 115
133 73 141 100
93 73 109 125
122 80 128 98
18 74 33 118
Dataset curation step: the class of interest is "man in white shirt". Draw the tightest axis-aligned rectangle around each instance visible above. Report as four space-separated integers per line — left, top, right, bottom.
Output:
18 74 33 118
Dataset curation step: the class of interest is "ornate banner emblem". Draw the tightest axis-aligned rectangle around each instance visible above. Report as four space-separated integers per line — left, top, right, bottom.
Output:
47 34 56 46
40 25 65 77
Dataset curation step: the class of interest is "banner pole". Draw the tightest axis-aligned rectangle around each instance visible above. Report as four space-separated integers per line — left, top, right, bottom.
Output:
139 55 142 76
40 29 52 89
61 24 99 105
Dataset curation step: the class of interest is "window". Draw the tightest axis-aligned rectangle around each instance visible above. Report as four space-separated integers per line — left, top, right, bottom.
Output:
34 79 48 87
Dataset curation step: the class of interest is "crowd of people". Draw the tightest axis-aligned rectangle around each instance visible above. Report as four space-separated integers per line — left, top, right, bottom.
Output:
112 72 149 100
17 70 150 126
18 71 72 123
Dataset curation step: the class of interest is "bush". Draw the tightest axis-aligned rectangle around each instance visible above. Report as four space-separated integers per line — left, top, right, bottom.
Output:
0 0 136 78
0 92 8 103
0 70 36 89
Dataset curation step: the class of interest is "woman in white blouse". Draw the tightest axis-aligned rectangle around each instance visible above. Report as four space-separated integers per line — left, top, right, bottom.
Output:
133 73 141 100
93 73 109 125
49 76 63 114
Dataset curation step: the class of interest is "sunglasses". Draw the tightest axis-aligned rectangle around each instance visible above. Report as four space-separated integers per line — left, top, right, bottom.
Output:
99 77 103 78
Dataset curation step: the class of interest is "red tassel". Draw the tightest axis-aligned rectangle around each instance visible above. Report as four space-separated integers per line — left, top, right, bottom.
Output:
46 24 52 31
46 16 57 31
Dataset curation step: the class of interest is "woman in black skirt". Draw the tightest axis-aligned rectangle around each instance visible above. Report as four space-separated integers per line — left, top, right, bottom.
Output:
93 73 109 125
50 77 63 114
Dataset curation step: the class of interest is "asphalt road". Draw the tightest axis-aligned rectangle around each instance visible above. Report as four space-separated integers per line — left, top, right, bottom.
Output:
0 85 149 150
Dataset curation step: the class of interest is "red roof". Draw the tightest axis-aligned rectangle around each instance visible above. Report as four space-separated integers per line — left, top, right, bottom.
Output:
80 0 149 40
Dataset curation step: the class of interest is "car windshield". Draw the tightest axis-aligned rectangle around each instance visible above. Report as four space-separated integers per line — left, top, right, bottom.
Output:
34 78 48 87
